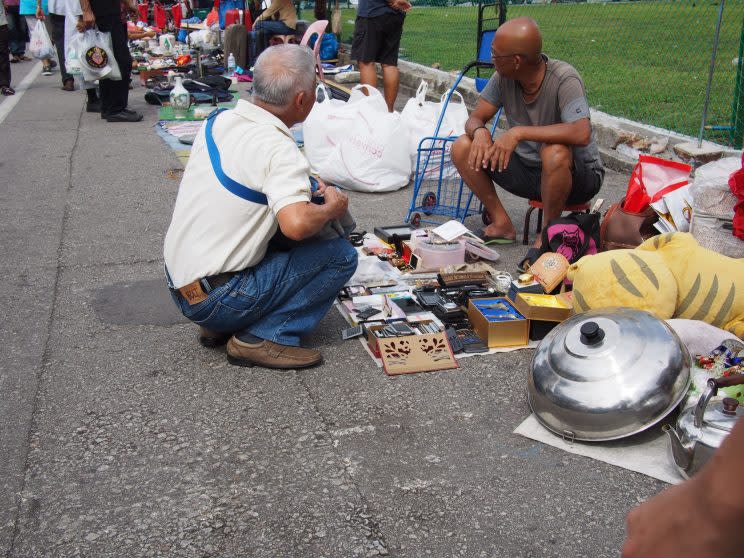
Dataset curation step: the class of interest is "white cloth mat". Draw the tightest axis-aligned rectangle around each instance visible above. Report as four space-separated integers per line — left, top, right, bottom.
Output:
514 414 683 485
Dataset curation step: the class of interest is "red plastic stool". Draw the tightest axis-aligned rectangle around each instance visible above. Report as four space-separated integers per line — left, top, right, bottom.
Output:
523 199 591 245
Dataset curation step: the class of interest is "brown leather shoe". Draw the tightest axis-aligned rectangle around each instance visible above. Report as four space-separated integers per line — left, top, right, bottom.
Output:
226 337 322 369
197 327 231 348
62 78 74 91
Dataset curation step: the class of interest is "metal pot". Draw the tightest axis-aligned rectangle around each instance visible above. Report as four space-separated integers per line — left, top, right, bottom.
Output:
528 308 690 442
664 374 744 478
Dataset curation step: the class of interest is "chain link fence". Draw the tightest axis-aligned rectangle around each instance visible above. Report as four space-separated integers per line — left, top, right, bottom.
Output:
328 0 743 147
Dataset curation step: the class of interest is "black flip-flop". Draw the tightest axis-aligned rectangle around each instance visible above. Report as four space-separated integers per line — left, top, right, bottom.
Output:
518 247 542 273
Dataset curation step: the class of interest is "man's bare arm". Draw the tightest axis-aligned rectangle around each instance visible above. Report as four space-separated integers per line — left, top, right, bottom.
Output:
275 186 349 241
486 118 591 173
509 118 591 148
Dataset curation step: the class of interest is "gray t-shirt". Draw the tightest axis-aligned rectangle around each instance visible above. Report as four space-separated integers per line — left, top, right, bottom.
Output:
480 55 602 170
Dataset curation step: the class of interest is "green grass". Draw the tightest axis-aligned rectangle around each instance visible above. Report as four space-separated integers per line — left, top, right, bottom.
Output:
330 1 744 144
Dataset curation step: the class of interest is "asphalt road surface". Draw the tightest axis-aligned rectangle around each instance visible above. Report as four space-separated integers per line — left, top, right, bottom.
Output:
0 61 660 557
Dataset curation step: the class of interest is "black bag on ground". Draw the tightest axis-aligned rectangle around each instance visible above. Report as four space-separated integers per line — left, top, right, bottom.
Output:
539 210 601 264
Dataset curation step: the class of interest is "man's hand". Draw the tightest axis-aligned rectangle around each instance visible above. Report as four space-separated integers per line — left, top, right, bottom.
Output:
322 186 349 221
388 0 412 12
36 5 45 19
467 127 493 171
313 177 329 195
486 128 520 173
81 9 96 30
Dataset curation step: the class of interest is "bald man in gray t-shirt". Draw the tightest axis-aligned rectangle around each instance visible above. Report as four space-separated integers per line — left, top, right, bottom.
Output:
452 17 604 270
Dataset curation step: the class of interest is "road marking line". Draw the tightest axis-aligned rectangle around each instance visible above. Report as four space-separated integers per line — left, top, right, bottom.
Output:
0 62 43 126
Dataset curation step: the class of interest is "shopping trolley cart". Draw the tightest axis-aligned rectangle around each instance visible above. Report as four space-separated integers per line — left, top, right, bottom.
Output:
405 1 505 227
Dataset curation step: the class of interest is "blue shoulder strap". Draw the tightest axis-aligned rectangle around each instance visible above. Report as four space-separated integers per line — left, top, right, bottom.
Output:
205 108 268 206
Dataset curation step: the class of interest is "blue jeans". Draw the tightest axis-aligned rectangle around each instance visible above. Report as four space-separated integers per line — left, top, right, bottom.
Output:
253 20 295 36
169 238 358 346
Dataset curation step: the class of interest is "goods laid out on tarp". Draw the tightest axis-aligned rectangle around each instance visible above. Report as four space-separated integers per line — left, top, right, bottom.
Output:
331 146 744 482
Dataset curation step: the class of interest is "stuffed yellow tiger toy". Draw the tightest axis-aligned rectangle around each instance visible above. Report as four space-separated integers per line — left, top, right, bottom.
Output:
567 232 744 339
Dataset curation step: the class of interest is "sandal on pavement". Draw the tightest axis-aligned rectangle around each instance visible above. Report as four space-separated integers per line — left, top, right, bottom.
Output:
62 78 75 91
1 86 15 96
518 247 542 274
475 228 516 245
42 64 53 76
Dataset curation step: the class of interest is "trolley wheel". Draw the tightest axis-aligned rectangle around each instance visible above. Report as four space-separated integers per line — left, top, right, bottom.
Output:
410 213 422 228
482 208 492 225
422 192 437 215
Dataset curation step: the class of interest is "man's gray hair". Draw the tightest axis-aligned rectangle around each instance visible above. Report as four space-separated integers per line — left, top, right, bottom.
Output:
252 45 316 107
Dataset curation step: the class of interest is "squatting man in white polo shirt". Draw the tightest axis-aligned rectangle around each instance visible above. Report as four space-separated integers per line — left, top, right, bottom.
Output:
164 45 358 369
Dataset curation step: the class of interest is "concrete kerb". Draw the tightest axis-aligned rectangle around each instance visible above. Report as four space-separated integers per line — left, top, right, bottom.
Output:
344 52 743 173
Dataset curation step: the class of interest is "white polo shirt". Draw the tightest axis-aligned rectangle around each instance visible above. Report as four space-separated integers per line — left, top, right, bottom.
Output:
164 99 311 289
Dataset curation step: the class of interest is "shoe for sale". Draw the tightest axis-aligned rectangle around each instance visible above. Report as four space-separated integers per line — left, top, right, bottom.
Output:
86 101 101 113
226 337 323 369
198 327 231 348
105 110 143 122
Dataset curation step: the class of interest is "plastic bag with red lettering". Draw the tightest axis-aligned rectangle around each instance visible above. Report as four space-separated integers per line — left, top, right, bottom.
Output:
623 154 692 213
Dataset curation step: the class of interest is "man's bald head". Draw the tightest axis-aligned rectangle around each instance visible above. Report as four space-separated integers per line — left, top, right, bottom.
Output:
492 17 542 65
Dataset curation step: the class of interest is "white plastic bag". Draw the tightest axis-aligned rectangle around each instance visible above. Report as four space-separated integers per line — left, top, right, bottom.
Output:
77 29 121 81
65 32 85 77
304 84 413 192
29 21 55 60
303 84 351 172
399 80 468 178
689 157 744 257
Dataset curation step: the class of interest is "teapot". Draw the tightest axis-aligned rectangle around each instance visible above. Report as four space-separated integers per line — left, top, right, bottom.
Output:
664 374 744 478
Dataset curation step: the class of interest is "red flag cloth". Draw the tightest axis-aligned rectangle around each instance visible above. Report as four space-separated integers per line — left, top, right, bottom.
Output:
728 152 744 241
137 2 148 24
172 3 182 29
153 3 167 30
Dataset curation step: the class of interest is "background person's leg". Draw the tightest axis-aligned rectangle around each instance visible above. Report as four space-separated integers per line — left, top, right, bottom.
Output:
358 61 377 89
0 25 11 89
6 6 27 58
380 63 398 112
378 12 404 112
97 14 133 117
50 13 71 84
253 20 294 35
